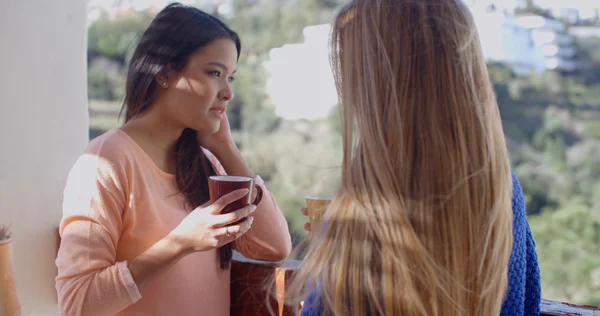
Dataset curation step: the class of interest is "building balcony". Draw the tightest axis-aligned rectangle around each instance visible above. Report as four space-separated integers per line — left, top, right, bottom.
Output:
517 15 567 33
544 57 578 72
542 44 577 58
532 30 574 46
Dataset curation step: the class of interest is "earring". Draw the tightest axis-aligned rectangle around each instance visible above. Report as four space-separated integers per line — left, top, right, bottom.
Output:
161 81 168 88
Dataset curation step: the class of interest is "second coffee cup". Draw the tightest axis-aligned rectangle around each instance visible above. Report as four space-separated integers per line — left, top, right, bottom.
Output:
306 195 333 230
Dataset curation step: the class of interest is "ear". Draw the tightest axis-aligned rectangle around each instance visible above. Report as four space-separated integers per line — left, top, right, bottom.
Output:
155 64 176 88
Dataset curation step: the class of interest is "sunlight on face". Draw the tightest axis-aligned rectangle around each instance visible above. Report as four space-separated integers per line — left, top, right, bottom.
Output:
164 38 238 134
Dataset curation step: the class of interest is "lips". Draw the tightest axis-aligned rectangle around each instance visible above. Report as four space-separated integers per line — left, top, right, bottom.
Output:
210 106 226 119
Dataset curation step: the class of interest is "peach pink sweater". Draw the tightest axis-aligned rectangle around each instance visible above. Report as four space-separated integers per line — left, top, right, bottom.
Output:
55 129 291 316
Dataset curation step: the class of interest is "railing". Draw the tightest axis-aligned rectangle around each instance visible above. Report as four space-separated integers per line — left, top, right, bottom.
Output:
540 300 600 316
231 253 600 316
231 252 300 316
54 229 599 315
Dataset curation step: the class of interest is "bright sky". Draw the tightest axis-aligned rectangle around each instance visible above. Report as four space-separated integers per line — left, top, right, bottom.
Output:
265 24 338 120
89 0 599 14
88 0 197 11
465 0 599 13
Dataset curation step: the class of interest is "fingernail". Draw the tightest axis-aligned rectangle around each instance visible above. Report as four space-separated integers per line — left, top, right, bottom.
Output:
251 205 257 212
249 216 254 224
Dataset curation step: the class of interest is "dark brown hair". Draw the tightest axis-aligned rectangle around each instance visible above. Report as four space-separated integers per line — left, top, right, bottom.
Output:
120 3 241 269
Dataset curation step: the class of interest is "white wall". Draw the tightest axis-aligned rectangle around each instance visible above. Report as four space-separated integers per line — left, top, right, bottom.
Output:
0 1 88 314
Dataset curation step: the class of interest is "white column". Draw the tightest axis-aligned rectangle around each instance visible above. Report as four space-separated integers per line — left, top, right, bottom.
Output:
0 1 88 314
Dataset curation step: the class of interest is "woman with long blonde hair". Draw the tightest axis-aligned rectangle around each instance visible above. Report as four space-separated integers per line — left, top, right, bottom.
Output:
285 0 541 315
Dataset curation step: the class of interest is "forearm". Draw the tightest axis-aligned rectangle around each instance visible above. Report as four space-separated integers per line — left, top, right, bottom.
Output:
235 186 292 260
57 233 191 316
210 141 254 177
57 223 181 315
206 143 291 259
128 235 191 294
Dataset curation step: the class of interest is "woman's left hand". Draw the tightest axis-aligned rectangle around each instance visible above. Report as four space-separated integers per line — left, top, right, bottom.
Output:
197 113 234 153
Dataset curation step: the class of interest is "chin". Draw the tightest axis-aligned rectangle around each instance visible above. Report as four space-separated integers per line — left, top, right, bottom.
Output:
192 118 220 134
207 120 221 134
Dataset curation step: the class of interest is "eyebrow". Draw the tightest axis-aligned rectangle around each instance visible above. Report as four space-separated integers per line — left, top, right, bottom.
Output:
207 62 237 74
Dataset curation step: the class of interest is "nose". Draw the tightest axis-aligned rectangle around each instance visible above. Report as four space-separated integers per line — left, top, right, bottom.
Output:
219 84 233 101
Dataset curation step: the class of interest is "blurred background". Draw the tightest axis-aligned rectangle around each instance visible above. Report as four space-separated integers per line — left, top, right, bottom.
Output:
55 0 600 308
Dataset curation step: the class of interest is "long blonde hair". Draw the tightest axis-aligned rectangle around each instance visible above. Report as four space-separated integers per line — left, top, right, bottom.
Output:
283 0 514 315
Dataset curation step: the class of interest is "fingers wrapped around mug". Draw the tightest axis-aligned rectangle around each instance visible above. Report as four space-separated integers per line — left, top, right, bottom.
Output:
214 216 255 245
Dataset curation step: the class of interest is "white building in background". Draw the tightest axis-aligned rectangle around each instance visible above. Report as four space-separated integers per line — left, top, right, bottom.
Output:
469 1 577 75
570 25 600 38
532 0 600 24
471 4 542 75
265 24 338 121
516 14 577 72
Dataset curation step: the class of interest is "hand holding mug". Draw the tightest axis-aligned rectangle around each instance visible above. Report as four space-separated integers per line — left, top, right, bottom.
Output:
169 189 257 253
197 112 234 154
301 206 311 232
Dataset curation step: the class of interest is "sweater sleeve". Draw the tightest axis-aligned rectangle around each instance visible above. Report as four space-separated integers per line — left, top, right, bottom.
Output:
523 221 541 315
55 153 141 316
202 148 292 261
500 172 542 316
300 289 323 316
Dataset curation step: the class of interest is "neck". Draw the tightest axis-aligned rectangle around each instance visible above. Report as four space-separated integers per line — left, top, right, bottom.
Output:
121 109 184 174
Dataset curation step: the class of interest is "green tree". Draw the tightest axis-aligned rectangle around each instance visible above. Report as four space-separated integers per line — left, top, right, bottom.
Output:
530 200 600 305
88 9 154 65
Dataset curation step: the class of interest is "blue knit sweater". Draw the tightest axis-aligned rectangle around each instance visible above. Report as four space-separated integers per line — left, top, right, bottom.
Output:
301 173 541 316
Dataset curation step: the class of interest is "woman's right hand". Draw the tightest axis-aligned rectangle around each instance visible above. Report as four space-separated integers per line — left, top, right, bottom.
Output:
169 188 257 253
301 207 310 232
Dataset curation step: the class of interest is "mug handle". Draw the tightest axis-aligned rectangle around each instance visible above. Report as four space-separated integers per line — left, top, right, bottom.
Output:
251 184 263 206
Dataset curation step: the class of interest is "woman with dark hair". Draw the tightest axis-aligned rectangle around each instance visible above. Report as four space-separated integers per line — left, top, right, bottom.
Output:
55 3 291 315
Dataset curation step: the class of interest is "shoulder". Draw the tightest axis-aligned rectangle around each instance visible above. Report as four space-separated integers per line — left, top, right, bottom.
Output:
510 171 524 200
509 170 528 254
83 129 137 165
67 129 136 191
300 289 324 316
510 171 526 219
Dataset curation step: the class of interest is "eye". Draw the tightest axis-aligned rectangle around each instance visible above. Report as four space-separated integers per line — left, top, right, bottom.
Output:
228 76 235 83
208 70 222 77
